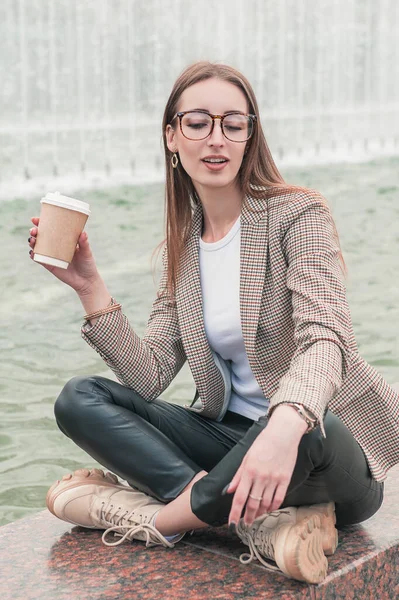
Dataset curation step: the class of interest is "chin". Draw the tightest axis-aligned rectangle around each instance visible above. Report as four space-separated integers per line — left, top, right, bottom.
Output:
196 178 235 193
192 171 239 189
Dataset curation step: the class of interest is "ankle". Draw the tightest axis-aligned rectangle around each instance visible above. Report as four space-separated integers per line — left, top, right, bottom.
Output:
153 512 182 541
153 507 181 537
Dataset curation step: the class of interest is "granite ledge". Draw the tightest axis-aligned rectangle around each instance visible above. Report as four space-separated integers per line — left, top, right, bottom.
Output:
0 464 398 599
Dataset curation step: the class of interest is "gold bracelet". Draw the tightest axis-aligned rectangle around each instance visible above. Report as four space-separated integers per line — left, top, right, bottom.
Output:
284 402 318 434
83 302 122 322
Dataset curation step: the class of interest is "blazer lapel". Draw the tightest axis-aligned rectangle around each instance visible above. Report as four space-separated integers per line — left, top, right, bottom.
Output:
240 196 269 363
176 194 269 418
176 203 223 409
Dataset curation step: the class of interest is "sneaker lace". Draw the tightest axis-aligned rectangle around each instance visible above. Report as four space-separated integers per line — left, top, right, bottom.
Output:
99 501 174 548
236 510 291 572
102 522 174 548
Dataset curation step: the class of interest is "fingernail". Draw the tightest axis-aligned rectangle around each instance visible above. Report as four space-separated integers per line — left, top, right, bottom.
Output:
221 484 231 496
29 249 33 255
228 522 236 533
28 236 31 242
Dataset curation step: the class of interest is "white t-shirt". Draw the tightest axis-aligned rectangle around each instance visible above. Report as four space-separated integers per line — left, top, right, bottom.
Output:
199 215 269 420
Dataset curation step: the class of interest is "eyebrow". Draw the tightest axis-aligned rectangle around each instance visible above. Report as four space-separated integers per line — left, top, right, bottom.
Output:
188 108 245 115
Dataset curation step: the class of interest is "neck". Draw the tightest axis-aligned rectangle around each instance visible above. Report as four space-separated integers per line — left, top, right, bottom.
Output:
195 180 243 243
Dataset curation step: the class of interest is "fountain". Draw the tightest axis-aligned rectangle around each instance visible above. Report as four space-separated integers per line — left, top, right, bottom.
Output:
0 0 398 193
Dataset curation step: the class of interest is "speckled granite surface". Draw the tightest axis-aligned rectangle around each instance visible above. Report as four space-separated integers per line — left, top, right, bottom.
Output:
1 465 399 599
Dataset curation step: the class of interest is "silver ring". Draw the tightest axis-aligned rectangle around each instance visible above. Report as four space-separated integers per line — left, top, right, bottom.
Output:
249 494 262 501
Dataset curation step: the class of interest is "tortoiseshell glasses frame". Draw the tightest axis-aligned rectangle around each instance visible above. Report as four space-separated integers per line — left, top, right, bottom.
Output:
171 110 257 143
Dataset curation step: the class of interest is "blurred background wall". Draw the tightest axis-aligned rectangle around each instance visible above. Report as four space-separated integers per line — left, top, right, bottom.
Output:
1 0 398 189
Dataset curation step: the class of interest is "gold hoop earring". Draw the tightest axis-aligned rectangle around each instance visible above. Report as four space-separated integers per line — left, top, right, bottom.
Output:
171 153 179 169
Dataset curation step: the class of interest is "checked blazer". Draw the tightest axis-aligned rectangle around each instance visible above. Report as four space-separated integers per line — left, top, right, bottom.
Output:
82 188 399 483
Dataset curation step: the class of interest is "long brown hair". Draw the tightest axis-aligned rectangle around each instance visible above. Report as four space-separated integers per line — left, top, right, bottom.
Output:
157 61 344 294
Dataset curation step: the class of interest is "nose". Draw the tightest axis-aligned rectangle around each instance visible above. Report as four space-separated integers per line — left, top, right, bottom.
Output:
207 117 225 146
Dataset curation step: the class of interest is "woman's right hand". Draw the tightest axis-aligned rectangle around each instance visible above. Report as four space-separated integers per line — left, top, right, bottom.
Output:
28 216 101 295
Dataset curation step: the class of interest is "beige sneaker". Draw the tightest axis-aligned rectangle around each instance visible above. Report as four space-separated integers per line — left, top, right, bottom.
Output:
236 508 328 584
236 502 338 557
46 468 184 548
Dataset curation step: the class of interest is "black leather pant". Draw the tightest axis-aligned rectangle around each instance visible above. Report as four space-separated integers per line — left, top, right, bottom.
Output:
54 375 384 528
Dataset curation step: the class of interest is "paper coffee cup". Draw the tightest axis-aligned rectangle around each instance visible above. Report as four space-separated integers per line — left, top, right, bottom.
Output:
33 191 91 269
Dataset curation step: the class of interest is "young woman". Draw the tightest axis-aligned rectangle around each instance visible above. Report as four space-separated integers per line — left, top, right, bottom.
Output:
28 62 399 585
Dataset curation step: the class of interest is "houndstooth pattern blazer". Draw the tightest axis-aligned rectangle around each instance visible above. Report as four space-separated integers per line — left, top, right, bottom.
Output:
82 189 399 482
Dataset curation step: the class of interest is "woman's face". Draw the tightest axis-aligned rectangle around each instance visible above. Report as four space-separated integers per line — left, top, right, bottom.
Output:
166 78 249 193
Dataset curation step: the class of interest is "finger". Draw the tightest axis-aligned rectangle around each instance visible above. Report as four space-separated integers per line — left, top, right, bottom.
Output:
268 482 289 513
28 236 36 248
258 482 276 515
78 231 90 249
243 489 264 526
29 227 38 237
31 217 39 226
254 494 273 520
228 476 251 526
226 466 242 494
77 231 92 256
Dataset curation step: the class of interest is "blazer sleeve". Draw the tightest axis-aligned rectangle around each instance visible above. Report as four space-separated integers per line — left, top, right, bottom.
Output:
267 193 354 436
81 247 186 400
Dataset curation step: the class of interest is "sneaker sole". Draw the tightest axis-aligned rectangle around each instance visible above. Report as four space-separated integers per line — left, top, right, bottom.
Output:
46 468 130 517
317 502 338 556
276 515 328 584
297 502 338 556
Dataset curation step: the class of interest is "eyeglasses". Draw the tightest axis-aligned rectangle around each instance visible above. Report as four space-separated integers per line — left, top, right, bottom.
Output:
171 110 257 143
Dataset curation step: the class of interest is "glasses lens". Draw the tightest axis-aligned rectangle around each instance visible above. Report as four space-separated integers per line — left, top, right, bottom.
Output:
223 114 253 142
181 112 213 140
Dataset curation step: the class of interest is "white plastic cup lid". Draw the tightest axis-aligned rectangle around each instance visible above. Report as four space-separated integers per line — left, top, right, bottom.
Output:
41 191 91 216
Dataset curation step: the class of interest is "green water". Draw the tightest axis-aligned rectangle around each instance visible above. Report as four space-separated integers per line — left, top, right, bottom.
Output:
1 157 398 526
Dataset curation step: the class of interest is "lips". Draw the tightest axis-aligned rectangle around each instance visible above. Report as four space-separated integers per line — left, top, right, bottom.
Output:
202 159 229 172
201 155 229 164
